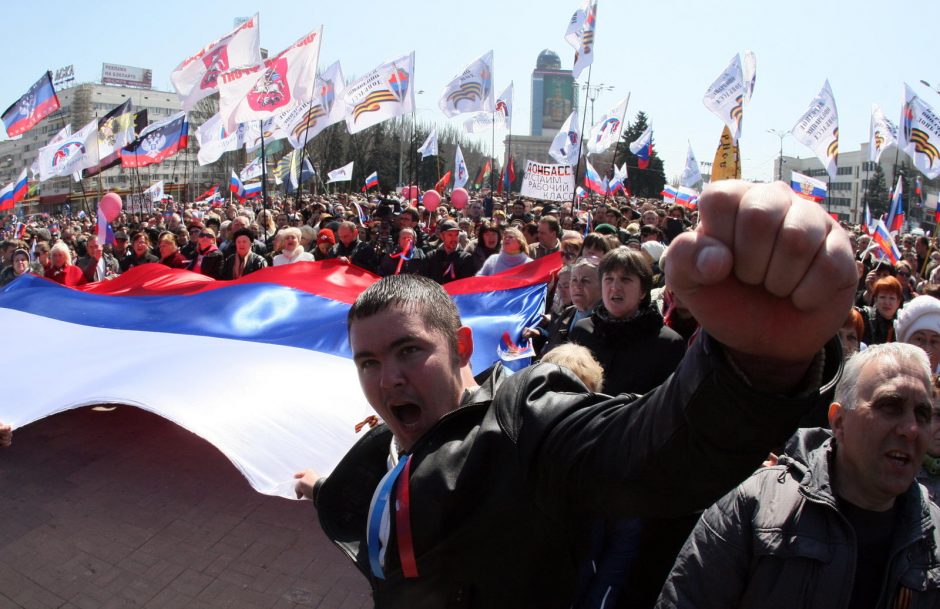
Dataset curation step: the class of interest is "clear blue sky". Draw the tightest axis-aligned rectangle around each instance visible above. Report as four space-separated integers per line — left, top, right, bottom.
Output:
2 0 938 183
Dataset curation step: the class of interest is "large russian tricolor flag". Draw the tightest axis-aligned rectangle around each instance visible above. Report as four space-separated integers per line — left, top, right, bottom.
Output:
0 256 558 498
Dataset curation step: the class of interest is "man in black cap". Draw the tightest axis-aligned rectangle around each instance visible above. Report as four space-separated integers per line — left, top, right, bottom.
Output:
423 220 474 284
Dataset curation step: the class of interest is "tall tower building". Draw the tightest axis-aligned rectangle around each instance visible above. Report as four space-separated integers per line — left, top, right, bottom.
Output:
530 49 577 137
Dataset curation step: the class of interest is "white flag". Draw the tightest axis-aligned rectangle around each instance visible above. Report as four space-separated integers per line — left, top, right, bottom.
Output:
900 83 940 179
565 0 597 80
240 157 263 181
439 51 494 118
31 123 71 176
791 80 839 180
454 146 469 189
418 128 438 158
703 54 747 142
463 82 514 134
145 181 165 203
243 118 287 152
37 119 97 182
869 103 898 164
196 112 241 165
742 50 757 105
587 95 629 154
218 27 322 131
276 61 346 149
171 14 261 111
327 161 354 183
549 109 581 166
679 143 703 188
344 52 415 135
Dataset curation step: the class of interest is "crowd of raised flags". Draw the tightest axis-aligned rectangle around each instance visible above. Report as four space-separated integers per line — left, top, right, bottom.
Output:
0 0 936 253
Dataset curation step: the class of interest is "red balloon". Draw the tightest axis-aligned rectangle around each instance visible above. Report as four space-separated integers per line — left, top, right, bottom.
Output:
422 189 441 212
98 192 123 223
451 188 469 209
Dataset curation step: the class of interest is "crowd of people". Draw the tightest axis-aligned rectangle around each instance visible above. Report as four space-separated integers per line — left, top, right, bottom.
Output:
3 180 940 607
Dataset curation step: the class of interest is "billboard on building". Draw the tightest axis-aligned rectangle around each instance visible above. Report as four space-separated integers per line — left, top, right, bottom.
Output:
540 73 575 132
101 63 153 88
52 65 74 86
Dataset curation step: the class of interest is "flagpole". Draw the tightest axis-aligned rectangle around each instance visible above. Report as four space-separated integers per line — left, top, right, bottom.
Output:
571 66 593 209
259 120 270 244
506 115 513 199
490 110 496 194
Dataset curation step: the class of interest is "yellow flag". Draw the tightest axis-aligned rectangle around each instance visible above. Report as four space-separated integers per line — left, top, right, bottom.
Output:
711 125 741 181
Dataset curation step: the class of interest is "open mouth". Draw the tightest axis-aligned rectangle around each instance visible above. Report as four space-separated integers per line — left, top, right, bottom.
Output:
886 451 911 467
390 403 422 428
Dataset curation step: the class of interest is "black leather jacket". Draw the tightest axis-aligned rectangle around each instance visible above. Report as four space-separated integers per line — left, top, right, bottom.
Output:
315 335 842 609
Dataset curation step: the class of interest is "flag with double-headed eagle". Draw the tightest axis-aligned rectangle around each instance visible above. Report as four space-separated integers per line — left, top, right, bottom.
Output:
565 0 597 80
549 108 580 166
277 61 346 150
791 80 839 180
218 27 322 132
870 103 898 164
196 112 242 166
439 51 495 118
454 146 469 189
85 100 148 178
463 82 513 134
703 54 747 143
587 95 629 154
900 83 940 179
121 112 189 169
2 72 60 138
344 52 415 135
171 15 261 111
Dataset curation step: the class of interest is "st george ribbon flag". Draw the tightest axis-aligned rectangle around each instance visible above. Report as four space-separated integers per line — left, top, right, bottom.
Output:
218 27 322 132
564 0 597 80
0 256 558 498
418 127 438 159
2 72 60 137
586 95 629 154
703 54 748 142
439 50 495 117
276 61 346 149
901 83 940 179
549 108 581 166
791 80 839 180
171 14 261 111
870 103 898 164
344 52 415 135
327 161 354 183
121 112 189 169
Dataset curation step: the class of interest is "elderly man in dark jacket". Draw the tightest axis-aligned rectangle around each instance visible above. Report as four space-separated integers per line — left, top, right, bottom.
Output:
221 228 268 280
75 235 121 282
295 181 858 609
658 342 940 609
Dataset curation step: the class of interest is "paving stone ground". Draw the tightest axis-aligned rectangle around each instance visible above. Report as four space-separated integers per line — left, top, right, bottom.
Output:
0 407 371 609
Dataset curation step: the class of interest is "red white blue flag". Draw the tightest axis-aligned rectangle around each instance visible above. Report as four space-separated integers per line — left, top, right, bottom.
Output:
12 169 28 204
629 125 653 169
2 72 60 137
887 176 904 233
121 112 189 168
583 160 608 195
0 256 557 498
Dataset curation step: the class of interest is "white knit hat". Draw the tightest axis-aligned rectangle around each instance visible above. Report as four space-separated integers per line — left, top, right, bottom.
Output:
641 241 666 264
895 295 940 344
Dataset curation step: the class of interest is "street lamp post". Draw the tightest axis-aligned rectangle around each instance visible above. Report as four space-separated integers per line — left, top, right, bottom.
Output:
579 82 615 125
767 129 790 182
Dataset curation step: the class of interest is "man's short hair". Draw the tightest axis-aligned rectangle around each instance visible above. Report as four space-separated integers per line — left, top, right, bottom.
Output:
540 215 561 238
232 228 255 243
348 274 461 357
835 343 931 410
598 247 653 308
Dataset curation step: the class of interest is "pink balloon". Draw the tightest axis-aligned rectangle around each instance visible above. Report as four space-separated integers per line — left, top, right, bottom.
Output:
422 189 441 212
99 193 123 223
402 185 419 201
451 188 469 209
